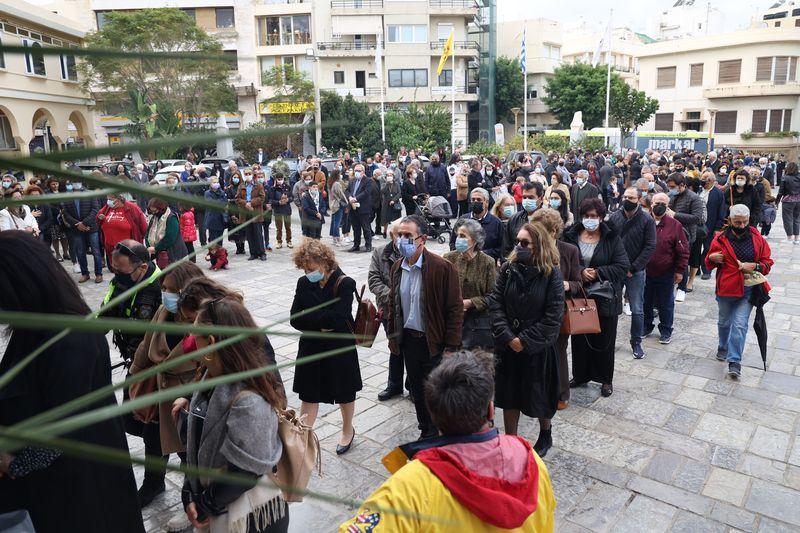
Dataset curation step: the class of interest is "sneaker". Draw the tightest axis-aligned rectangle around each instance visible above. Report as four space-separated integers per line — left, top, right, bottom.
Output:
73 263 82 273
276 242 283 249
715 347 728 361
675 289 686 302
658 334 672 344
701 272 711 280
287 242 293 249
632 343 645 359
164 510 192 532
727 362 741 378
623 303 632 316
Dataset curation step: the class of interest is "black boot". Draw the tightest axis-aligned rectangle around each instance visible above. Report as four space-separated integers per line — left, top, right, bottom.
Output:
137 477 166 508
533 428 553 458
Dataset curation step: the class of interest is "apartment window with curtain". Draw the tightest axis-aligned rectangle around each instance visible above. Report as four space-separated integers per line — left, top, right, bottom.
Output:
714 111 737 134
0 112 15 150
437 23 453 42
438 69 452 86
541 44 560 60
757 56 798 83
656 66 676 88
388 68 427 87
257 15 311 46
689 63 703 86
654 113 674 131
215 7 235 28
717 59 741 84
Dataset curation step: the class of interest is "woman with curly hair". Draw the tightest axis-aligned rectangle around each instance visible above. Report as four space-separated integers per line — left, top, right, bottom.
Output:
290 239 362 455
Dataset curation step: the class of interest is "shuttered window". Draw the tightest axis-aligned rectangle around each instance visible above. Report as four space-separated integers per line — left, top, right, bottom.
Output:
717 59 741 84
654 113 674 131
784 109 793 132
689 63 703 86
775 56 789 84
715 111 737 134
789 57 798 82
656 66 676 88
752 110 768 133
769 109 783 132
756 57 773 81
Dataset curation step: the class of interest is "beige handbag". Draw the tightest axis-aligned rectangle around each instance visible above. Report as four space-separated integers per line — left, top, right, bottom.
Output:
272 409 321 502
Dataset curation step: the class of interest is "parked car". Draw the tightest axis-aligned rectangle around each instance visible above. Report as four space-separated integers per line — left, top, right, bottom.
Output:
154 164 187 184
200 156 247 170
502 150 545 177
148 159 188 173
264 159 301 184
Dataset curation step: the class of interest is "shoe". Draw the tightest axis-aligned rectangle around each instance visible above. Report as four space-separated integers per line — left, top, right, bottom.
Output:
287 242 293 248
365 246 373 252
675 289 686 302
259 255 267 261
685 287 694 293
701 273 711 280
418 430 438 441
533 429 552 458
377 387 402 401
235 249 246 255
247 256 257 261
276 242 283 249
557 400 569 410
569 379 587 388
716 347 728 361
55 253 63 262
601 383 613 397
266 245 273 251
727 362 741 378
78 275 90 283
94 275 104 284
137 480 165 508
623 303 632 316
335 430 355 455
73 263 82 273
164 510 192 532
347 246 361 253
658 334 672 344
632 343 645 359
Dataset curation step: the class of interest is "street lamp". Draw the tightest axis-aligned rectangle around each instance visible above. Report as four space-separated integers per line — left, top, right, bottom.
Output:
307 48 322 154
511 107 521 136
707 108 717 152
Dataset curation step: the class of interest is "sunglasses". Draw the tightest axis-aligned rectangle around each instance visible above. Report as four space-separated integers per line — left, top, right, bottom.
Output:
515 239 532 248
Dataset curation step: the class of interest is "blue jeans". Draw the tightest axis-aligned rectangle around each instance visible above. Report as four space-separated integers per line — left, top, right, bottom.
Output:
625 270 646 344
717 286 753 364
329 207 343 237
70 231 103 276
644 273 675 336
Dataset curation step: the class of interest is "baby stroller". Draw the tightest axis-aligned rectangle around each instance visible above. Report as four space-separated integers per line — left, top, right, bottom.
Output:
415 194 453 243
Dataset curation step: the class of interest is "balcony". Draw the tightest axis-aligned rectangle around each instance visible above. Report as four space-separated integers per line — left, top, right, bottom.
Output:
258 32 312 47
317 40 382 56
323 87 385 103
704 82 800 99
429 40 480 56
330 0 384 14
429 0 478 15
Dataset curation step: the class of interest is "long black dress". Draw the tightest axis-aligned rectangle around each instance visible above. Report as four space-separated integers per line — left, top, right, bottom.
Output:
0 330 145 533
488 262 564 419
290 268 363 404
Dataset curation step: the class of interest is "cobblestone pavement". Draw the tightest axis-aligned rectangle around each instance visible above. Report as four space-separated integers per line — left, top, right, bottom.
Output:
74 215 800 533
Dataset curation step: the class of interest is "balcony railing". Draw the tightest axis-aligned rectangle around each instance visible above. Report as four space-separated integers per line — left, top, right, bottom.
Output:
429 0 477 8
364 87 386 96
429 40 480 51
257 32 312 47
317 41 382 51
331 0 383 7
431 85 468 94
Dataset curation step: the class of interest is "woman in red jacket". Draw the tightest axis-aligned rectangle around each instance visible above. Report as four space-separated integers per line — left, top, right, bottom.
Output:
705 203 773 378
96 192 148 270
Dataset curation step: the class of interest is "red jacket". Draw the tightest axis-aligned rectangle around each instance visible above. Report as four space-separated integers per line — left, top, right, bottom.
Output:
179 209 197 242
704 226 773 298
96 201 148 243
647 215 689 278
208 247 228 270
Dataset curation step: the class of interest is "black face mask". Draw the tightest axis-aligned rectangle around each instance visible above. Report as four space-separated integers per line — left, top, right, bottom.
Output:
730 225 748 237
623 199 638 212
470 201 484 215
652 204 667 217
514 246 533 263
114 268 140 288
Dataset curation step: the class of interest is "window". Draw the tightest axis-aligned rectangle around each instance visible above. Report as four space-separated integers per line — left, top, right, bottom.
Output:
180 8 196 21
438 69 452 86
791 57 798 81
387 25 427 43
654 113 674 131
784 109 793 132
0 38 4 69
686 111 701 120
541 44 560 60
60 53 77 81
775 56 789 84
224 50 238 71
656 66 676 88
752 110 768 133
0 112 15 150
215 7 235 29
750 109 793 133
689 63 703 86
756 57 773 81
95 11 110 29
527 85 538 99
714 111 737 134
334 71 344 84
257 15 311 46
23 40 46 76
717 59 741 84
388 68 427 87
437 23 453 42
755 56 797 83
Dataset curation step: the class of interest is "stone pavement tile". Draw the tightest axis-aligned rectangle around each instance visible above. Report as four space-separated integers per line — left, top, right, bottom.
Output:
664 353 697 374
555 405 605 430
758 517 800 533
567 481 632 532
785 465 800 491
549 448 632 489
553 519 593 532
648 368 686 385
744 479 800 527
709 501 756 532
692 413 755 450
607 440 654 474
691 358 728 380
672 459 710 494
703 380 735 395
664 405 701 436
732 385 780 408
684 375 708 390
308 450 377 499
738 453 787 484
549 468 595 518
626 476 714 515
349 403 398 434
362 410 418 445
701 467 751 506
621 396 674 427
555 422 622 463
759 372 800 395
602 417 709 460
787 439 800 467
674 388 717 411
291 499 352 532
748 426 790 461
669 510 727 533
642 450 683 484
776 394 800 413
610 495 676 533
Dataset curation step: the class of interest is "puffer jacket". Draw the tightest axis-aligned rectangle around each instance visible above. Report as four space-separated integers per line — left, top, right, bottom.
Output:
668 188 704 244
179 209 197 242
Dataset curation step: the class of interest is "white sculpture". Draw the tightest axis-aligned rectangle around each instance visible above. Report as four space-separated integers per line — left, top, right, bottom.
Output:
570 111 584 144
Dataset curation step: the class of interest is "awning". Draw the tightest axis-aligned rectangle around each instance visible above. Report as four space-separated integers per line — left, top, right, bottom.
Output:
331 15 382 35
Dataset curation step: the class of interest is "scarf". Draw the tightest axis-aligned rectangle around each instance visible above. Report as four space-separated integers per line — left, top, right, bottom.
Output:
147 207 171 247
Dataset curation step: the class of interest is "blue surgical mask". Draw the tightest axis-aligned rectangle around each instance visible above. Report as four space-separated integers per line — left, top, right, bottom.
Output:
549 198 561 209
502 205 515 218
306 270 323 283
577 178 587 187
161 291 179 314
106 199 115 208
1 181 11 189
396 237 418 259
455 237 470 253
354 171 363 179
583 218 600 231
522 198 538 213
668 188 678 197
232 177 240 184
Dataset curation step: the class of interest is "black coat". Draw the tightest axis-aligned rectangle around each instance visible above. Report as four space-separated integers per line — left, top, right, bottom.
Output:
31 203 54 235
345 176 374 215
563 222 630 317
607 207 657 273
0 331 144 533
725 185 762 227
60 198 101 233
289 269 362 404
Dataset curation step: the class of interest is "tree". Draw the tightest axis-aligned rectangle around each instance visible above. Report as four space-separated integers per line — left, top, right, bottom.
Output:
320 92 379 153
81 9 236 127
260 65 314 150
233 122 292 162
494 56 524 123
542 62 625 129
609 83 659 140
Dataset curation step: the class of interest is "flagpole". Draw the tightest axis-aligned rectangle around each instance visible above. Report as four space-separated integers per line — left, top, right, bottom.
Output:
523 26 528 152
379 35 386 145
604 10 612 149
451 51 456 154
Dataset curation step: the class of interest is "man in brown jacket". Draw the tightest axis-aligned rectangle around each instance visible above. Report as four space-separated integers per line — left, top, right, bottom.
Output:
235 169 267 261
388 214 463 439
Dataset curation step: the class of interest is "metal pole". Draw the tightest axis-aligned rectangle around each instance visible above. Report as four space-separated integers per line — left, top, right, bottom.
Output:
451 52 456 153
313 56 322 155
523 65 527 151
604 10 612 149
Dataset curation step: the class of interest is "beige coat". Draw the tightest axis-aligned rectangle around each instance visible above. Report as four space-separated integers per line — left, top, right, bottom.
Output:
456 172 469 201
131 305 198 454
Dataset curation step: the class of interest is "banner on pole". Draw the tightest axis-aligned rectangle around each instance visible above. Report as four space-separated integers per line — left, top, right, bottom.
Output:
438 32 454 75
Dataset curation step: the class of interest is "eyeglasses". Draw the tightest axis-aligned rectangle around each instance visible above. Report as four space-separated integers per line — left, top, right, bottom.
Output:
515 239 531 248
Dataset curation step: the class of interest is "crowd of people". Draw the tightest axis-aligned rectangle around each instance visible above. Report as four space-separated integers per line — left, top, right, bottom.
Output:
0 142 789 533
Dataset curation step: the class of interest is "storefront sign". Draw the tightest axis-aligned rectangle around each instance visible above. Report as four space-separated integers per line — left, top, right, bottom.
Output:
259 101 314 114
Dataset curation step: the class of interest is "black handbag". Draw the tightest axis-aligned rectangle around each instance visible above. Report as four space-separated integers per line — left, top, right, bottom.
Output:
462 311 493 349
586 280 615 317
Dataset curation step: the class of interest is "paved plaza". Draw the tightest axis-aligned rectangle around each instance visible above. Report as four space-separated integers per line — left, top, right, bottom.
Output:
75 215 800 533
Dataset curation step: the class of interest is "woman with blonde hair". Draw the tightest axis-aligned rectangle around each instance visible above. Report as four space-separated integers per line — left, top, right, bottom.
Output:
490 192 517 222
488 222 564 457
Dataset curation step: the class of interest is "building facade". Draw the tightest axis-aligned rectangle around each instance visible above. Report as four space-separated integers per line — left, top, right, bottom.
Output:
0 0 95 162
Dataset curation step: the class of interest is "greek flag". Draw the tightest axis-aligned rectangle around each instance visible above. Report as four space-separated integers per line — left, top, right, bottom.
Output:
520 28 526 75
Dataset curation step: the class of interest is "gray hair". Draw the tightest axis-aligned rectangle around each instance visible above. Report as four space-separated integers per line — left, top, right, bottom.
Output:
708 151 717 159
729 204 750 219
576 169 589 179
759 157 768 165
454 218 485 251
470 187 490 203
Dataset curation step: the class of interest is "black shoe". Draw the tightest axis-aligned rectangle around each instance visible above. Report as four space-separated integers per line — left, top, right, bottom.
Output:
642 326 654 338
365 246 373 252
659 334 672 344
336 429 355 455
533 429 552 458
632 343 645 359
727 362 742 378
259 255 267 261
347 246 361 253
137 480 165 508
601 383 613 397
377 387 402 401
716 347 728 361
701 272 711 280
569 379 587 388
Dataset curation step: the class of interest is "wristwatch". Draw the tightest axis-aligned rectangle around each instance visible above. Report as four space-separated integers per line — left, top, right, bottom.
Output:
755 263 762 273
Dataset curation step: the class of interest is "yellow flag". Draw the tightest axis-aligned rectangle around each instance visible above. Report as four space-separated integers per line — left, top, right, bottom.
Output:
437 32 454 75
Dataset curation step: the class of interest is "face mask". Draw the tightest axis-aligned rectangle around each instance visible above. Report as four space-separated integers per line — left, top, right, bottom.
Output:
731 225 748 237
106 199 116 208
486 169 493 175
257 178 265 184
470 201 484 214
432 161 440 166
390 163 397 169
396 237 418 259
514 245 532 263
549 198 561 209
306 270 323 283
1 181 11 189
161 291 179 313
354 171 363 179
522 198 538 213
244 175 253 183
577 178 587 187
503 205 515 218
668 188 679 197
73 183 83 190
304 179 312 186
582 218 600 231
720 169 728 174
232 177 240 185
276 179 284 185
652 204 667 217
66 184 74 192
386 177 394 183
648 182 655 190
623 199 638 212
455 237 470 253
211 182 220 190
735 179 746 187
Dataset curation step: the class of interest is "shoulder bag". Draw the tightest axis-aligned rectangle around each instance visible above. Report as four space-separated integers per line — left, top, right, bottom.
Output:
333 277 382 348
128 375 159 423
273 408 321 502
560 286 601 335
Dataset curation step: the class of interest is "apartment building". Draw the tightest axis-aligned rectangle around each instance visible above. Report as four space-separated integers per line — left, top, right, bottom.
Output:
754 0 800 29
638 25 799 159
0 0 95 161
561 25 650 88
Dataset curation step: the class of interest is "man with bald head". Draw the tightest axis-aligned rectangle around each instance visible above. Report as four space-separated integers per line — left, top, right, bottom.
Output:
643 193 689 346
608 187 656 359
